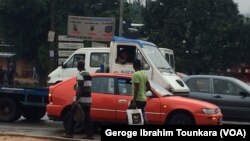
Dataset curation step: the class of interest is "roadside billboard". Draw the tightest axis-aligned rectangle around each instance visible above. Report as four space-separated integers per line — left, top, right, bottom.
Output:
57 35 84 65
92 42 108 47
67 16 115 41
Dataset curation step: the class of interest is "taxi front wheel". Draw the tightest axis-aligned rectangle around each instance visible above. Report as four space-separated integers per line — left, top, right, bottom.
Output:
166 112 195 125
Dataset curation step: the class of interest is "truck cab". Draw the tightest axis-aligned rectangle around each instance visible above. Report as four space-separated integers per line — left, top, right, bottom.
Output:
109 37 189 94
47 37 190 95
47 47 109 85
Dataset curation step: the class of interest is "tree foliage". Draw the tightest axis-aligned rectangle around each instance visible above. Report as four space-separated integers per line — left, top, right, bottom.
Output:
0 0 50 59
0 0 50 85
1 0 250 85
144 0 250 74
0 0 130 85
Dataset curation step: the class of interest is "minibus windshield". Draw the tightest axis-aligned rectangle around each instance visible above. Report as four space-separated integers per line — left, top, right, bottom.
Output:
142 45 174 73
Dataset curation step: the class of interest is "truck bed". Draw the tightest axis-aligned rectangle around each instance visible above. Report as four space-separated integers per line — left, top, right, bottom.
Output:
0 87 48 96
0 86 49 122
0 86 48 106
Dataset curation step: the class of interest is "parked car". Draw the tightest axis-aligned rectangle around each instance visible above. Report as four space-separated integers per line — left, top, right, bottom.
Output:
183 75 250 122
47 73 222 131
176 72 188 79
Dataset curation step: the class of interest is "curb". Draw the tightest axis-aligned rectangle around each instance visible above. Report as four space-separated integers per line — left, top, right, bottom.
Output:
0 132 94 141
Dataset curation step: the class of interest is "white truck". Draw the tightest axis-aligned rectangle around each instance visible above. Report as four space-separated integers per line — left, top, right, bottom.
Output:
47 47 109 85
159 48 175 71
48 36 189 95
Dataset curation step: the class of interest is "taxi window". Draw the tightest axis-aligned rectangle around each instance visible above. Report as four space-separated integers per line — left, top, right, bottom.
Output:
118 78 132 96
92 77 114 94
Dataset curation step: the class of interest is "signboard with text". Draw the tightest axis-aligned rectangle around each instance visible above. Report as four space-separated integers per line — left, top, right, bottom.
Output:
92 42 108 47
67 16 115 41
58 42 83 49
57 35 84 65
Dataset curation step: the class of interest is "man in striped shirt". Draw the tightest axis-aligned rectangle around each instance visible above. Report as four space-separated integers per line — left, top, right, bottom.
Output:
64 60 94 140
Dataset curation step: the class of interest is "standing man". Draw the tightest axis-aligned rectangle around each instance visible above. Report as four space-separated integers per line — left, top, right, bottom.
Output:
64 60 94 140
130 59 151 125
0 66 4 85
8 62 15 86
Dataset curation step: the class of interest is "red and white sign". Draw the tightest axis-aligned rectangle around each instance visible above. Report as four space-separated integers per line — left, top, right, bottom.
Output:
67 16 115 41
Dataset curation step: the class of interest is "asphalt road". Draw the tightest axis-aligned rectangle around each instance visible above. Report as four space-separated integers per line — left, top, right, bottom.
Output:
0 115 249 141
0 115 101 141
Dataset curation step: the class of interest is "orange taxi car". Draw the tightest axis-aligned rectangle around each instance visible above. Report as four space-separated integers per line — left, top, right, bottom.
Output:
47 73 222 130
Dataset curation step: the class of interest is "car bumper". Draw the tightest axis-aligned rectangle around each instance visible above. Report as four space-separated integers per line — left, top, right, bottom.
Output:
46 104 64 120
195 114 223 125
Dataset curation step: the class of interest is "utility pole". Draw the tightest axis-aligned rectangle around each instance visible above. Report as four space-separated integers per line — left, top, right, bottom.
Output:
49 0 56 72
119 0 124 36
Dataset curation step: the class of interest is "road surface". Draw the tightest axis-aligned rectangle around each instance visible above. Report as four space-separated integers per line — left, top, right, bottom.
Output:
0 115 100 141
1 115 249 141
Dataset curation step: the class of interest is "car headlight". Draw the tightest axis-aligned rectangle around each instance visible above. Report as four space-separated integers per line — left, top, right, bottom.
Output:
202 108 221 115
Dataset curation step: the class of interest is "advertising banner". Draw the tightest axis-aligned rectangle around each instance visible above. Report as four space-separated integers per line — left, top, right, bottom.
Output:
67 16 115 41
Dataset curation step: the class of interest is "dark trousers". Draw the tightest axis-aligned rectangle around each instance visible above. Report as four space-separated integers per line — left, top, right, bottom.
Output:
135 101 147 125
66 105 94 137
8 71 14 85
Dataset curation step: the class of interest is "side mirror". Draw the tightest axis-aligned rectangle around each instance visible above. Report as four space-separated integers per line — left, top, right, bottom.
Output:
146 91 153 97
239 91 249 97
61 62 66 69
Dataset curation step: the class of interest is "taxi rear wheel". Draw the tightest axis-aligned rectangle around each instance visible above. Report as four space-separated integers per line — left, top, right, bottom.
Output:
63 110 85 133
166 112 195 125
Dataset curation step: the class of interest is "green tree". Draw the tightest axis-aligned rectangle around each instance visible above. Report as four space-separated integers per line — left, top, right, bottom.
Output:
0 0 135 85
122 0 145 38
144 0 250 74
0 0 50 85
